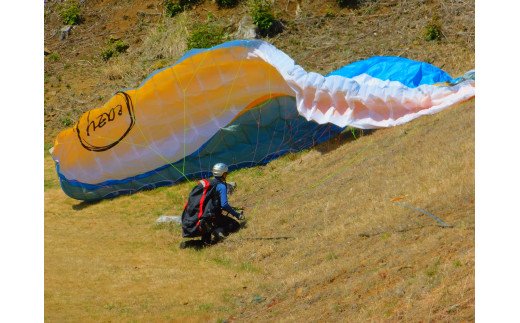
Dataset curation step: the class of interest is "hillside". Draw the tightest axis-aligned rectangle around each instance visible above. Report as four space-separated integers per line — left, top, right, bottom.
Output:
45 99 474 321
44 0 475 321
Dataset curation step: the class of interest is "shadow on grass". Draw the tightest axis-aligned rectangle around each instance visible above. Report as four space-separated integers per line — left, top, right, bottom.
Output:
238 236 294 241
72 200 102 210
314 128 375 155
179 239 207 250
179 235 294 250
179 218 248 250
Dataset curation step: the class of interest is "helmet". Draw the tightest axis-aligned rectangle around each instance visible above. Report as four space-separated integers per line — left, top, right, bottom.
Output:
212 163 229 177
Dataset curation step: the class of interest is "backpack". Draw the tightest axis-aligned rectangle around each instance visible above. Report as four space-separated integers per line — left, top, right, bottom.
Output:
181 178 221 238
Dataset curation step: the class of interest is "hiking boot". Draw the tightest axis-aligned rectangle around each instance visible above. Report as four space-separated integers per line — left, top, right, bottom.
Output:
201 236 212 246
212 229 226 243
216 231 226 241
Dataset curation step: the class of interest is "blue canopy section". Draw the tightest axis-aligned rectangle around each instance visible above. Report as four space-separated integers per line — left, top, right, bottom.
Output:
327 56 454 88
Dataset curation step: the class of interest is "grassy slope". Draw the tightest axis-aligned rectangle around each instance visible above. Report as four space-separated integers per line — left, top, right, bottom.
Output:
44 0 475 321
44 99 474 321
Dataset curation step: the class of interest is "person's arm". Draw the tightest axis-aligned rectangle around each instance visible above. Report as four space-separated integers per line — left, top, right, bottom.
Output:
217 183 241 218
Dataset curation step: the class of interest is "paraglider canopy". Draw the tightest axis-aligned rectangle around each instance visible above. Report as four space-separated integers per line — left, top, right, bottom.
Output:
51 40 475 201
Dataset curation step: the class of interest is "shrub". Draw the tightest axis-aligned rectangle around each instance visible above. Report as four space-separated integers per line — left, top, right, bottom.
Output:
337 0 358 8
113 40 129 53
101 48 115 61
324 8 335 18
164 0 203 17
164 0 183 17
216 0 240 9
179 0 203 8
60 1 81 25
187 23 226 49
48 53 60 62
61 117 73 127
249 0 276 36
424 16 442 41
101 38 129 61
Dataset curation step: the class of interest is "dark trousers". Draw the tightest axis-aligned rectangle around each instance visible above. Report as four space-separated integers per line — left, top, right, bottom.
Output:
201 215 240 244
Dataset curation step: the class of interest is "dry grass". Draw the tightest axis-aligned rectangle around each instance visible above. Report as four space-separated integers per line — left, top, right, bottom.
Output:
45 181 258 321
226 100 475 321
44 99 474 321
44 0 474 320
270 0 475 76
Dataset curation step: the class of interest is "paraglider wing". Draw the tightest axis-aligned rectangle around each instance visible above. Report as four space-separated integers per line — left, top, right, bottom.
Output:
51 40 475 201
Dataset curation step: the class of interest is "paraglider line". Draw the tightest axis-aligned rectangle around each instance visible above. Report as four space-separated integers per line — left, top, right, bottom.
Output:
125 75 194 184
249 68 272 166
181 51 211 174
309 142 371 190
393 201 453 228
132 124 194 184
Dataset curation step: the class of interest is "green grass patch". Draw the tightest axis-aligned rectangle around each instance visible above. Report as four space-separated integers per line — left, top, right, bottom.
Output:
212 255 232 267
424 16 442 41
44 142 54 152
425 258 441 278
153 220 179 233
60 1 81 25
101 47 115 61
452 259 463 268
101 38 129 61
164 0 183 17
279 151 304 162
326 252 339 261
338 0 358 8
60 117 73 127
238 167 264 178
48 53 60 62
44 178 59 191
197 302 214 312
164 0 203 17
180 0 203 7
44 156 60 191
187 23 227 49
217 0 240 8
239 261 260 273
165 189 185 206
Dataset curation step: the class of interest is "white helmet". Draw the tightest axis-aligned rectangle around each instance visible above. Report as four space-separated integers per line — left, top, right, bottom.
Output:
212 163 229 177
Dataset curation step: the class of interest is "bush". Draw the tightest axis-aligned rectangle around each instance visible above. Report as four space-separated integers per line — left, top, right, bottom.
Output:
164 0 183 17
216 0 240 9
424 16 442 41
164 0 203 17
101 38 129 61
101 48 114 61
61 117 73 127
337 0 359 8
113 39 130 53
48 53 60 62
249 0 276 37
179 0 203 8
60 1 81 25
187 23 226 49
